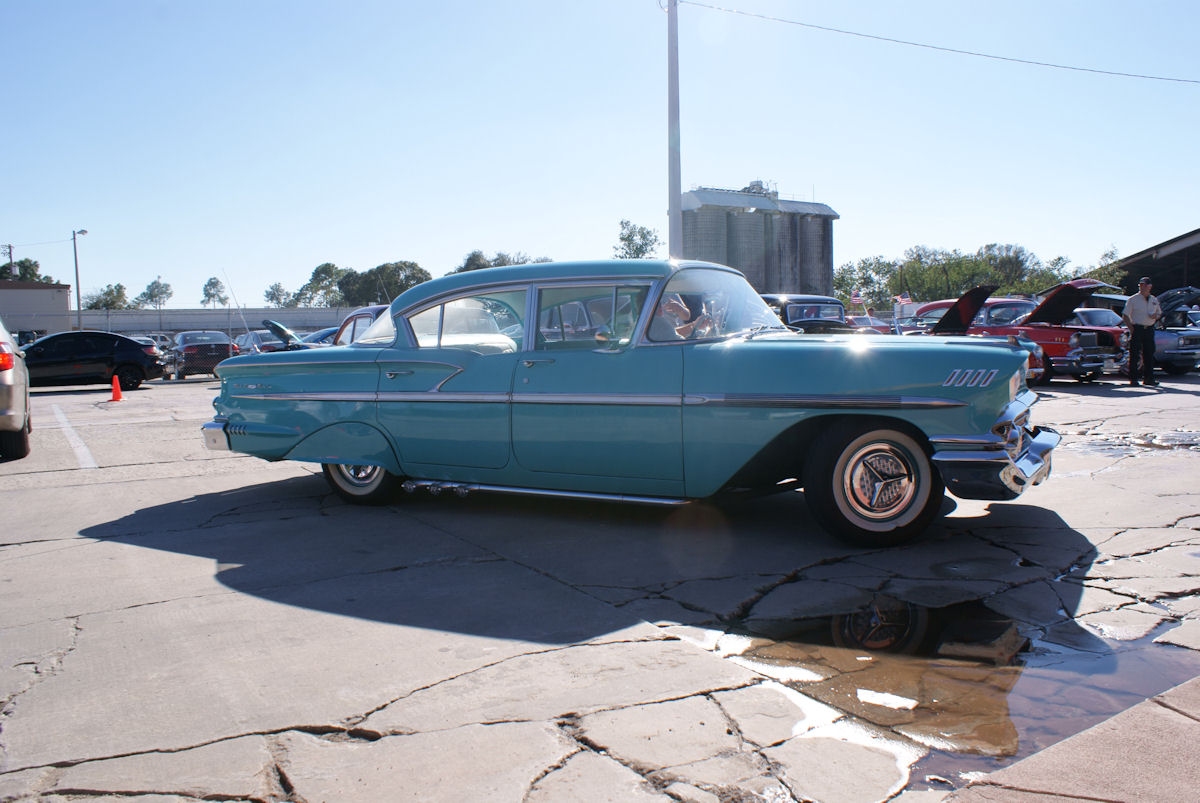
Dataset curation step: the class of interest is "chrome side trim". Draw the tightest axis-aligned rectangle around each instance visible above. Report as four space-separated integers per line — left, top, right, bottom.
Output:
228 390 966 410
683 394 966 409
511 393 680 406
401 479 688 507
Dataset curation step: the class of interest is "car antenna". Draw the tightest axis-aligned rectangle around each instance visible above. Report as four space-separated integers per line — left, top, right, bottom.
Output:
222 269 253 337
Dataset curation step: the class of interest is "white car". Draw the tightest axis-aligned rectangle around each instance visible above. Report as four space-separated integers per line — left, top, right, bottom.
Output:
0 316 31 459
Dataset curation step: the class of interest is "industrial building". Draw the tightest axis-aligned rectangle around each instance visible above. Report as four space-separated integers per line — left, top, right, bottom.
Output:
681 181 838 294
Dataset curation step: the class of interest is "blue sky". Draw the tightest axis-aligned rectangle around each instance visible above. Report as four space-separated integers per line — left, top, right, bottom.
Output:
4 1 1197 308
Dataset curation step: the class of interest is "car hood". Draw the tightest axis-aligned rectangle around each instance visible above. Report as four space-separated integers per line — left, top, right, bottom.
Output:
1024 278 1110 325
1157 286 1200 315
929 285 998 335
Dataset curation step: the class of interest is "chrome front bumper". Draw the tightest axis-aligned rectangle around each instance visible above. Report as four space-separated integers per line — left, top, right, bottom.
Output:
929 389 1060 501
201 420 230 451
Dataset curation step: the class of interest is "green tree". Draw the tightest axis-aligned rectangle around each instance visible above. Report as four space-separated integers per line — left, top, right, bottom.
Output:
133 276 173 310
294 263 350 307
0 258 57 284
201 277 228 308
1076 246 1127 288
451 250 550 274
264 283 296 308
614 220 661 259
834 256 899 309
83 283 133 310
338 261 432 306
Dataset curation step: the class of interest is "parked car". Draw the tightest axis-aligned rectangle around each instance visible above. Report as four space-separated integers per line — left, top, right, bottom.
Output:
846 315 891 333
23 330 165 390
760 294 856 334
1153 287 1200 374
167 331 238 379
911 279 1127 382
912 285 1045 382
0 316 31 459
331 305 389 346
1068 304 1200 376
300 326 339 346
202 259 1059 548
233 329 286 354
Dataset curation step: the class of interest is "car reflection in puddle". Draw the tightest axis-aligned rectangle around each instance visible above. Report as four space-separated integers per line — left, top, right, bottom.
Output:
722 595 1200 791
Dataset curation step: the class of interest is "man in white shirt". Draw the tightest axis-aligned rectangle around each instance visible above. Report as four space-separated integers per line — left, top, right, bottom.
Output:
1122 276 1162 386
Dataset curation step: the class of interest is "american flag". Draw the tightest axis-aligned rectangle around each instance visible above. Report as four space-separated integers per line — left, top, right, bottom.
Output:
893 291 912 304
850 290 863 305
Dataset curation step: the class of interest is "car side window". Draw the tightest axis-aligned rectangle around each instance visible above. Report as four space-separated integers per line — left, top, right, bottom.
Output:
537 285 647 350
406 289 526 355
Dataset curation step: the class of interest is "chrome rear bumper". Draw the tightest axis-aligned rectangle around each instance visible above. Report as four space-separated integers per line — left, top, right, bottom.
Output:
201 420 230 451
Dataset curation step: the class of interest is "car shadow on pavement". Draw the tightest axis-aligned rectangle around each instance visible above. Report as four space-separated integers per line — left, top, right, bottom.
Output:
80 473 1101 654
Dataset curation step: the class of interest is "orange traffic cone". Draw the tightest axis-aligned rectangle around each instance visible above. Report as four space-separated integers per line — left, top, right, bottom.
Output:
109 374 124 402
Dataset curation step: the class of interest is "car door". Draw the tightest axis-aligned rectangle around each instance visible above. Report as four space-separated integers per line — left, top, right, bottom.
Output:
377 289 526 470
510 283 684 492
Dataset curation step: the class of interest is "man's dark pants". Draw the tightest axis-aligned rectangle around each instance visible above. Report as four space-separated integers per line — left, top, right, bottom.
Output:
1130 324 1156 383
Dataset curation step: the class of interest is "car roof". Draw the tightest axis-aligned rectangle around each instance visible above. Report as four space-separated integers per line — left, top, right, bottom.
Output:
761 293 842 304
389 260 737 316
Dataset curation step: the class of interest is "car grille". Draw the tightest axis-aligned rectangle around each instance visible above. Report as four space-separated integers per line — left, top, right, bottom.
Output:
1074 332 1098 348
1179 334 1200 349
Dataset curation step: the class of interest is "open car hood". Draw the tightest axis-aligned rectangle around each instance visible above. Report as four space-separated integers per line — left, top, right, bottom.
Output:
1024 278 1110 325
1157 286 1200 315
929 285 997 335
264 319 305 348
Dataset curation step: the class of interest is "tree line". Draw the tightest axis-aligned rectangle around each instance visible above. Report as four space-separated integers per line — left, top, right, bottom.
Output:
834 244 1125 309
3 222 1120 313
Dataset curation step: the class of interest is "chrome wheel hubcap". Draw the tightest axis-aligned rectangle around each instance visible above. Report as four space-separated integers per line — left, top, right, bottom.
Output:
843 443 917 520
337 464 380 487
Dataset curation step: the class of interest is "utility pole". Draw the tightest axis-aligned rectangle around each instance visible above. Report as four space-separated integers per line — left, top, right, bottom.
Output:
2 244 13 277
667 0 682 259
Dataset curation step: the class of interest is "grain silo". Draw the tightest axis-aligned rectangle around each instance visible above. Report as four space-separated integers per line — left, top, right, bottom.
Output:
681 181 838 294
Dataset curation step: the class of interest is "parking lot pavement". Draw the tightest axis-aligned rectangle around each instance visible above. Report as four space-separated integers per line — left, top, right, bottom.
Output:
1 374 1199 801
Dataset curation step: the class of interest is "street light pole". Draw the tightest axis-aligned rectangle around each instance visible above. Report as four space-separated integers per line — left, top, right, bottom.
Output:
667 0 682 259
72 229 88 330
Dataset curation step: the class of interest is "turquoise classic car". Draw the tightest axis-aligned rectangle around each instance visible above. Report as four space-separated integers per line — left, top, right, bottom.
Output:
203 260 1059 547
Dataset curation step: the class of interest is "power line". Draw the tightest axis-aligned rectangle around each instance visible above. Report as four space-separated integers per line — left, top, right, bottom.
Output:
679 1 1200 85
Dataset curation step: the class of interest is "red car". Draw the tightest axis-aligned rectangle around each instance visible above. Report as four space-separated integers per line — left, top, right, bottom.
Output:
912 278 1128 382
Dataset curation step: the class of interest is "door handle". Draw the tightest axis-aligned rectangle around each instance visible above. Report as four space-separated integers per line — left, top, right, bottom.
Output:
385 370 414 378
522 358 555 367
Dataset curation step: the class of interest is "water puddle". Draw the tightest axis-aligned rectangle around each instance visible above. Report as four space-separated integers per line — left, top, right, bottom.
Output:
726 598 1200 793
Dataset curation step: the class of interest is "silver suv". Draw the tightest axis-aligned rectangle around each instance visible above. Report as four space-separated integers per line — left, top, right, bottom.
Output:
0 316 31 459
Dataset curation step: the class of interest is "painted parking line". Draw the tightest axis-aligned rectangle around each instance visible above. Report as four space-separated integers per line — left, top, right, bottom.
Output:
51 404 98 470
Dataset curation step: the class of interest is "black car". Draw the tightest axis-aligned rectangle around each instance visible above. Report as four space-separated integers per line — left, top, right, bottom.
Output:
168 331 239 379
23 331 165 390
760 294 856 334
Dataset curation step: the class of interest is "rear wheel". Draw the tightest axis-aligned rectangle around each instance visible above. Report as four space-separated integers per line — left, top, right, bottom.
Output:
0 412 31 460
116 365 143 391
1163 364 1191 376
803 420 943 547
322 463 401 504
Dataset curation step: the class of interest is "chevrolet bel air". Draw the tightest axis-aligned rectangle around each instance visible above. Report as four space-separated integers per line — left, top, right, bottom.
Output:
203 260 1059 547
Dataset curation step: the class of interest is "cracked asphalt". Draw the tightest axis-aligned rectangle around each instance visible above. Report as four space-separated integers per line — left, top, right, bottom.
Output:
1 375 1199 802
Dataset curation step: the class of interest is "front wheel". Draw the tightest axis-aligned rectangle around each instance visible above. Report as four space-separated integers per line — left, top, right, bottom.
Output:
322 463 401 504
803 421 944 548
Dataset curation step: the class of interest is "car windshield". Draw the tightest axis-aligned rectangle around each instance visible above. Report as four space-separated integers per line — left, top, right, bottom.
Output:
182 332 230 344
784 303 844 324
648 268 784 342
1072 308 1122 326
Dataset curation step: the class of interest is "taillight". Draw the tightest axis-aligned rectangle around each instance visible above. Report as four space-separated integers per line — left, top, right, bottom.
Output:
142 346 158 356
0 345 13 372
184 345 200 354
231 344 240 355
